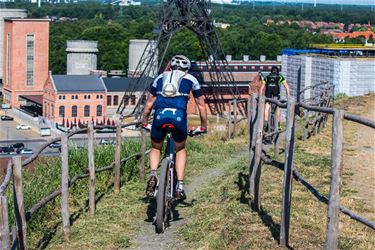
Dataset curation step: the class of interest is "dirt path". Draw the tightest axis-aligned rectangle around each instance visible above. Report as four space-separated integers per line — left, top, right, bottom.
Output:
342 95 375 212
129 149 248 250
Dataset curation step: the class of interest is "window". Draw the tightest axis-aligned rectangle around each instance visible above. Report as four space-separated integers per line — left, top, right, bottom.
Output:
26 34 35 86
113 95 119 105
88 95 91 99
63 96 65 100
84 95 87 99
59 96 62 100
84 105 90 117
124 95 129 105
96 105 102 116
107 95 112 106
51 104 54 117
59 106 65 117
72 106 77 117
131 95 136 105
6 33 10 86
100 95 103 99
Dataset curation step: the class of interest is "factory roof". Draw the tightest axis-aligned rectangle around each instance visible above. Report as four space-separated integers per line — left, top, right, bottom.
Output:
51 75 106 92
103 77 153 92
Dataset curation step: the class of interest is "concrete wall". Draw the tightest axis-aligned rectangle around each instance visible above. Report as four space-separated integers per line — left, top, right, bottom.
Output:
0 9 27 81
128 39 158 77
66 40 98 75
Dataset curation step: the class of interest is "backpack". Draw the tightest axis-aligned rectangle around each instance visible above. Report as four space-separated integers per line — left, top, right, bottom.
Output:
160 70 188 97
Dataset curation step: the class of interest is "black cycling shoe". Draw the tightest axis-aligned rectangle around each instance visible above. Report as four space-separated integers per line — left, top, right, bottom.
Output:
175 188 186 201
145 176 158 198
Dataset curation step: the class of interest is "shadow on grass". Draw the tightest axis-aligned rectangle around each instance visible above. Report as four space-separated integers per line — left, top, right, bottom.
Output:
236 171 293 249
35 183 113 249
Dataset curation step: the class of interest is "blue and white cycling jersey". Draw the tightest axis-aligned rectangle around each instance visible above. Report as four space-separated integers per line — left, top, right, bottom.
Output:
149 70 203 110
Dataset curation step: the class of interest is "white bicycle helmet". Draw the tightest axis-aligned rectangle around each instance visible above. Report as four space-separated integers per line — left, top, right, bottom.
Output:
170 55 191 70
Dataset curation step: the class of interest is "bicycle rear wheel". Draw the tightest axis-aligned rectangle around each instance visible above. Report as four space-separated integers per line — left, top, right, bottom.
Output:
156 158 170 233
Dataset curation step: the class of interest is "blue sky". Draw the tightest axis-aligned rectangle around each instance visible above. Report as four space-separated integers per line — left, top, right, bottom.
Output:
261 0 374 5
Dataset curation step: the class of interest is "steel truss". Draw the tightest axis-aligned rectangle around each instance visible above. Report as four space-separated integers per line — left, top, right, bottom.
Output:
117 0 242 117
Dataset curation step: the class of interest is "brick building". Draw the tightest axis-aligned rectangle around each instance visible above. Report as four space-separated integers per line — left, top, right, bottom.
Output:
2 18 49 114
187 59 281 114
43 74 107 124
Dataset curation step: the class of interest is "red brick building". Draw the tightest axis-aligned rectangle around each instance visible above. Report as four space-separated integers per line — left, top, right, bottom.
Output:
2 18 49 115
43 74 107 124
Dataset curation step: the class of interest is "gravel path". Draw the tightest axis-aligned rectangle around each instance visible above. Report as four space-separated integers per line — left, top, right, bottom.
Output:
129 149 248 250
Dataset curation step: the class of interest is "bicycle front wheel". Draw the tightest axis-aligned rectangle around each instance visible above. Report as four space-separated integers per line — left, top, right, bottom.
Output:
156 158 170 233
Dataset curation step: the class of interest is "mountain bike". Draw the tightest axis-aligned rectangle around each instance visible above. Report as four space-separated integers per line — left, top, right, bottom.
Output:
146 124 204 233
265 96 281 144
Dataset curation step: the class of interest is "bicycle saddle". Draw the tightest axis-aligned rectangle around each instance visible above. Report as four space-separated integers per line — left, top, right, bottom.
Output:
161 124 176 131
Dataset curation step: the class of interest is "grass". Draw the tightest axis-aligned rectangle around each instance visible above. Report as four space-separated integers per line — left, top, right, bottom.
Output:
5 139 144 249
176 97 375 249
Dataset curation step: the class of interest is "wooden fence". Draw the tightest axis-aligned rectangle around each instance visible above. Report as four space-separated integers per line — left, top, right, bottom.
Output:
0 122 149 250
248 93 375 249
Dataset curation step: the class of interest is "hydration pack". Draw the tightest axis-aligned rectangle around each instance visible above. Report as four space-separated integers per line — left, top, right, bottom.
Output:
159 70 188 97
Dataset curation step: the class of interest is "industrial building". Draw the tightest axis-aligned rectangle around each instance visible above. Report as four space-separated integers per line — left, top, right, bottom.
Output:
282 50 375 101
128 39 158 77
0 9 27 84
66 40 98 75
2 18 50 114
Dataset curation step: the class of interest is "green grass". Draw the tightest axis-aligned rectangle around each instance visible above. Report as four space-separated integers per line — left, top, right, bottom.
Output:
5 139 145 249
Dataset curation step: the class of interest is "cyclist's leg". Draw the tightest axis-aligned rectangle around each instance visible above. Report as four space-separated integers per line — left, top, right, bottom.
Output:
174 140 186 182
264 103 271 123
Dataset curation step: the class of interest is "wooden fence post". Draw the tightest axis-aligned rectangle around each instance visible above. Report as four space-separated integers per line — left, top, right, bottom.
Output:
233 99 237 137
60 134 70 241
273 109 279 156
227 102 232 140
280 98 296 247
250 94 258 149
139 128 146 182
87 123 96 215
249 95 265 211
303 110 309 141
12 156 26 249
114 121 122 193
325 109 344 250
0 196 10 250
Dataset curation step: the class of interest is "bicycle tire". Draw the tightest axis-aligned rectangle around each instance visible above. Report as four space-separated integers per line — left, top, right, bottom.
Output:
156 158 170 233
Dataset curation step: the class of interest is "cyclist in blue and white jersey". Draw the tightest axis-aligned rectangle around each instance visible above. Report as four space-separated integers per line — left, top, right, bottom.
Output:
142 55 208 200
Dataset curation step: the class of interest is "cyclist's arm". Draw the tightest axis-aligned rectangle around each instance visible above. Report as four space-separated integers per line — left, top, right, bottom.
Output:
142 94 156 124
282 80 291 97
259 79 266 95
195 95 208 129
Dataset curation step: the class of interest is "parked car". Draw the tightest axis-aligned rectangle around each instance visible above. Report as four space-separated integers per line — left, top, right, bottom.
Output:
16 124 31 130
17 148 33 154
0 146 15 154
99 139 116 145
49 142 61 149
12 143 25 150
1 115 14 121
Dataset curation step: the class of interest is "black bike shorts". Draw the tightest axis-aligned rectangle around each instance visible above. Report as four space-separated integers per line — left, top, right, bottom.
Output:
265 87 280 99
151 108 188 143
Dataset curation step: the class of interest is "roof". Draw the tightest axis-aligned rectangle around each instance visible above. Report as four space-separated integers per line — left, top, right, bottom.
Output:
4 18 50 22
103 77 153 92
19 95 43 105
51 75 106 93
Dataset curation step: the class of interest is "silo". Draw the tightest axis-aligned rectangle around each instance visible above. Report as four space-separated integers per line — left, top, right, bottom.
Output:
128 39 158 77
66 40 98 75
0 9 27 81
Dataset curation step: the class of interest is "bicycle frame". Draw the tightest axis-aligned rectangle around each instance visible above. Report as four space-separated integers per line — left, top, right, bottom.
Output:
165 131 176 201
